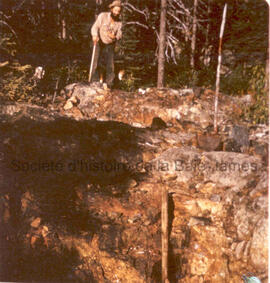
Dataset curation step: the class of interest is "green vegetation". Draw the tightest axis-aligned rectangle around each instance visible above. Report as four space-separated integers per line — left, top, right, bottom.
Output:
244 64 268 124
0 0 268 124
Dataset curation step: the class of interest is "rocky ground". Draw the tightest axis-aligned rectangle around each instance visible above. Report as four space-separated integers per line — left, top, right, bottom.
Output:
0 84 268 282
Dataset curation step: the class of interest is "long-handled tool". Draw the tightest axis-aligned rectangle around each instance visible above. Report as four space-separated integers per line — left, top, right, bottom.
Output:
52 77 60 104
88 43 97 83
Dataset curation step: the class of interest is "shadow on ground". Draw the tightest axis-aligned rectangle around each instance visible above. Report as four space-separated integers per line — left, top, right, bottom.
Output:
0 116 144 282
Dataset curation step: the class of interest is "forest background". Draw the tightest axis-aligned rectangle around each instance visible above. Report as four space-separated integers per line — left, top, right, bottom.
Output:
0 0 268 124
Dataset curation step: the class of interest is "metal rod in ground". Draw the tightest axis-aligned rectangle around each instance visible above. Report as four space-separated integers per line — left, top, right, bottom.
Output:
214 3 227 133
52 77 60 104
162 185 169 283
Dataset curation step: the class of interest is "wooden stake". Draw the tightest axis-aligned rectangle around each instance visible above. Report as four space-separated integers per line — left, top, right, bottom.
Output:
161 185 169 283
214 3 227 133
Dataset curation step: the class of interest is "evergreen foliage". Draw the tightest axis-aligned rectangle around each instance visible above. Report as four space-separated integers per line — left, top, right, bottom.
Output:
0 0 268 123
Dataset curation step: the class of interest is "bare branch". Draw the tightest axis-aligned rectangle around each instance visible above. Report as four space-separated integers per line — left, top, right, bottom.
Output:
0 20 18 40
0 61 9 67
167 33 177 64
168 0 191 16
124 21 149 29
13 0 27 12
123 3 149 20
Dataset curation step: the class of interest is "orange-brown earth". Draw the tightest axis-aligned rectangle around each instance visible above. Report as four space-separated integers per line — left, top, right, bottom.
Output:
0 85 268 282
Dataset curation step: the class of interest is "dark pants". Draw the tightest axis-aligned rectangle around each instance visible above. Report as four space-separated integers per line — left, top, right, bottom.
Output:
91 41 115 87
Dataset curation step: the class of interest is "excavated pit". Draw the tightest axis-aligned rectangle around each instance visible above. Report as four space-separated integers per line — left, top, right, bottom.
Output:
0 87 268 282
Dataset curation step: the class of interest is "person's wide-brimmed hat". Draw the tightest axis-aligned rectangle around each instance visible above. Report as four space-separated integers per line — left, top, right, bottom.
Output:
109 1 122 8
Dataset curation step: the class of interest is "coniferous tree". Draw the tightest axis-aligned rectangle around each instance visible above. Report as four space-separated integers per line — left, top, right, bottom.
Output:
157 0 167 88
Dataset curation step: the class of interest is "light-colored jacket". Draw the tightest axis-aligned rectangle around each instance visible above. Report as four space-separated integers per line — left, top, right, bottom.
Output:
91 12 122 44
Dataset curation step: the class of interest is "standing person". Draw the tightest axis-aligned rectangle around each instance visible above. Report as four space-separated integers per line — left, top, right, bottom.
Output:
90 1 122 89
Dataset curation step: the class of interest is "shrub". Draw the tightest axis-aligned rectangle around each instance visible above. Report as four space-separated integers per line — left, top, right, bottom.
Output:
242 64 268 124
0 62 36 102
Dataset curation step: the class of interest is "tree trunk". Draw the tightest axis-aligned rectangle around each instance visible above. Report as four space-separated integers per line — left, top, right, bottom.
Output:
266 3 270 93
190 0 198 69
57 0 61 39
57 0 67 40
204 0 211 67
95 0 103 18
157 0 167 88
41 0 45 19
62 18 67 40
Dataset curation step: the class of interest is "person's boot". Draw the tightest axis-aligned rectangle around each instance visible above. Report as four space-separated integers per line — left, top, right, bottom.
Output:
91 81 102 88
105 81 113 90
102 83 109 90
